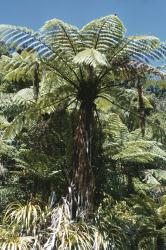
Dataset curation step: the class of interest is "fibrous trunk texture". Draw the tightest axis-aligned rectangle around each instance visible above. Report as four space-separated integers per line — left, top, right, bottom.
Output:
137 80 145 137
72 102 95 217
33 62 39 101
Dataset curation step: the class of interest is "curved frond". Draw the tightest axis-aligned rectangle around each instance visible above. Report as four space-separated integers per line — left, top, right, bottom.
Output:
40 19 83 58
73 48 109 68
113 140 166 164
13 88 34 106
81 15 126 52
115 37 165 63
3 92 74 139
0 52 40 83
0 25 53 59
126 60 165 78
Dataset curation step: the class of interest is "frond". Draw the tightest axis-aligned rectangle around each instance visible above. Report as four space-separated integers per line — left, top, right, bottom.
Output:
0 52 40 82
157 202 166 221
128 36 160 49
3 92 74 139
102 112 129 156
0 139 16 157
103 112 128 141
0 26 80 86
0 93 14 110
40 19 83 58
0 114 9 129
0 25 53 59
73 48 109 68
3 107 38 139
123 36 160 62
81 15 126 52
143 169 166 186
12 88 34 107
109 37 165 64
40 70 75 95
146 79 166 89
126 60 165 78
113 140 166 164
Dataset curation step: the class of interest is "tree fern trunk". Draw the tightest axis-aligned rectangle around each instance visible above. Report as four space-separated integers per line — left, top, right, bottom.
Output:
33 62 39 101
156 236 165 250
156 226 166 250
127 172 134 194
72 102 95 217
137 79 145 137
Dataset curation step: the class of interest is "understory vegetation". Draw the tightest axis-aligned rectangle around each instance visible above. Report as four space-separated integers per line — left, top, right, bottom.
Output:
0 15 165 249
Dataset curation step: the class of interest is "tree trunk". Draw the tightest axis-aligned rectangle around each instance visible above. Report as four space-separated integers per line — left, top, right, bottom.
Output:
33 62 39 101
137 79 145 137
71 102 95 217
127 172 134 194
156 225 166 250
156 237 165 250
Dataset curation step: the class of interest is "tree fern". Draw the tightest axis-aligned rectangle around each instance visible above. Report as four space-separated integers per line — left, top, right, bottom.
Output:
0 14 165 213
113 140 166 164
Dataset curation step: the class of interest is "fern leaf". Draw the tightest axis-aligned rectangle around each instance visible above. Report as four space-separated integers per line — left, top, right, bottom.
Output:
113 140 166 164
81 15 126 52
73 48 109 68
126 60 165 78
40 19 83 57
0 25 53 59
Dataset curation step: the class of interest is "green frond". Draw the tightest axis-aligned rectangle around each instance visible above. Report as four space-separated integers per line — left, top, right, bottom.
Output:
40 18 83 57
3 91 74 139
0 93 14 110
81 15 126 52
157 203 166 221
104 112 128 141
16 148 62 179
95 97 112 112
3 107 38 139
108 36 165 65
0 139 16 157
0 24 53 60
0 114 9 129
128 35 160 49
13 88 34 106
146 79 166 89
0 52 40 83
40 70 75 95
73 48 109 68
143 170 161 185
113 140 166 164
153 170 166 182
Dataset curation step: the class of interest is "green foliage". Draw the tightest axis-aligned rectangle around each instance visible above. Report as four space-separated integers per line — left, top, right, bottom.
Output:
113 139 166 164
0 187 25 214
3 201 48 236
45 200 108 250
0 227 34 250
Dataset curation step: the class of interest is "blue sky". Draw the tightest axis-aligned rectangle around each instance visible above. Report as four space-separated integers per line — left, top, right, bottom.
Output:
0 0 165 40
